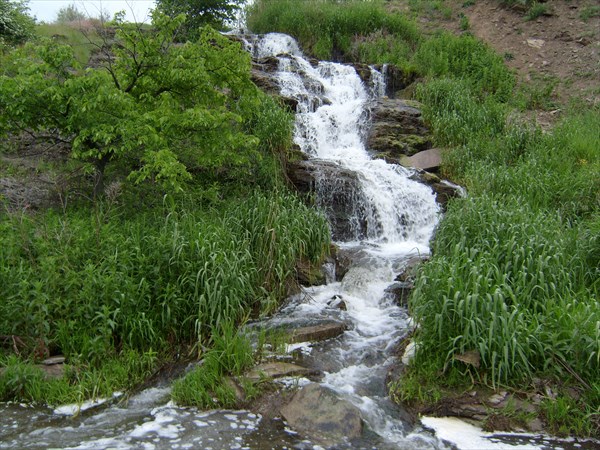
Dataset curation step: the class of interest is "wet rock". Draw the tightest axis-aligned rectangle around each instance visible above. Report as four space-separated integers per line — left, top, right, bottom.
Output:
280 384 363 447
367 98 432 159
287 160 371 241
409 169 464 210
327 295 347 311
246 362 317 382
287 322 347 344
395 254 429 283
384 282 413 307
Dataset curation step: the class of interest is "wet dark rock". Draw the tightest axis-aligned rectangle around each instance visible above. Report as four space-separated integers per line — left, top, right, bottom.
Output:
287 321 347 344
384 282 413 307
409 169 464 210
280 384 363 447
378 64 417 98
287 160 371 241
246 362 318 382
327 295 347 311
395 255 429 283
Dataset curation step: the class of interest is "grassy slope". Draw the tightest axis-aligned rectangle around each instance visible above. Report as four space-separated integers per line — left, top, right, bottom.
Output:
247 0 599 437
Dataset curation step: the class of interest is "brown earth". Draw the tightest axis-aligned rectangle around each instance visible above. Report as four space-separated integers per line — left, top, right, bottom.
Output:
391 0 599 127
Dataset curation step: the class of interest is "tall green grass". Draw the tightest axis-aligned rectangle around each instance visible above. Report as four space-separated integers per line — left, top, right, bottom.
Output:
0 190 329 401
247 0 421 62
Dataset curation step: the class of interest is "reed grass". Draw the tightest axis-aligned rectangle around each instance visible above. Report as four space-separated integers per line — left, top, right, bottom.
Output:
0 189 330 401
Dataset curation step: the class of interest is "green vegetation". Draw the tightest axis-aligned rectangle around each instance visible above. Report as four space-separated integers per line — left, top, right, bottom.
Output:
247 0 421 63
524 2 548 21
0 0 35 48
0 190 329 403
0 8 330 406
54 4 88 23
1 12 282 199
156 0 246 37
248 0 599 437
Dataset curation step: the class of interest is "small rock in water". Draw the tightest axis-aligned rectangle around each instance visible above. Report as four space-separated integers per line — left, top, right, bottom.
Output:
287 322 347 344
327 295 347 310
246 362 317 382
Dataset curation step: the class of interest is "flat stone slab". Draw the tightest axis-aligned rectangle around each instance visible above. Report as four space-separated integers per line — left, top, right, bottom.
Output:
280 383 363 447
287 322 346 344
401 148 445 170
246 362 316 381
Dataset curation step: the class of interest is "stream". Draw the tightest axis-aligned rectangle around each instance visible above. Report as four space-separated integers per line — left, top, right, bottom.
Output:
1 32 597 450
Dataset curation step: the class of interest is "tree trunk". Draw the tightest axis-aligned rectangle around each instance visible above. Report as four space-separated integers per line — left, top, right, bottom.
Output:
93 153 111 200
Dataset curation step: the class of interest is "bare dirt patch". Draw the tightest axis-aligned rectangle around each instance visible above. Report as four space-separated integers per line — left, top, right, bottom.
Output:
465 0 599 107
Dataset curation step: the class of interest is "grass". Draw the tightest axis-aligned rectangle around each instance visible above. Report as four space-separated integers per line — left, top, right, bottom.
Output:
35 22 103 66
0 189 330 403
247 0 421 62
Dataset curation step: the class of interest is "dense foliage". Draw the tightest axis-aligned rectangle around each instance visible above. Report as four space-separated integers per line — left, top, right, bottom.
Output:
156 0 246 37
0 191 330 402
0 12 288 198
0 0 34 47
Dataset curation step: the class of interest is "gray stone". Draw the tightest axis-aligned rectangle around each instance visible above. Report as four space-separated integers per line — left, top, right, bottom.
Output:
400 148 444 171
287 322 346 344
246 362 316 382
384 282 413 307
280 384 363 447
36 364 65 380
367 98 431 158
42 356 66 365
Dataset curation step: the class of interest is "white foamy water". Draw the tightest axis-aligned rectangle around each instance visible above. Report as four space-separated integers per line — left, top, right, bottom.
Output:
250 32 446 448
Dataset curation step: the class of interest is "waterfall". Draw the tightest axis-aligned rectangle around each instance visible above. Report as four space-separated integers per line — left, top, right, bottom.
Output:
251 33 439 247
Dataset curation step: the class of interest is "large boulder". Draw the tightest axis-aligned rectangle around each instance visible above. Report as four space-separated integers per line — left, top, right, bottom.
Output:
280 384 363 447
367 98 432 159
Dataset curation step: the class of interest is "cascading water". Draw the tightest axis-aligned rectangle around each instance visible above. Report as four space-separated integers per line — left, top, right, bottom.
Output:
245 32 444 449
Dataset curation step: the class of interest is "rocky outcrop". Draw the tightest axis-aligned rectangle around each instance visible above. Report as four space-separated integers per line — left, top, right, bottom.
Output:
280 384 363 447
352 63 416 97
287 160 371 241
408 170 465 210
367 98 432 160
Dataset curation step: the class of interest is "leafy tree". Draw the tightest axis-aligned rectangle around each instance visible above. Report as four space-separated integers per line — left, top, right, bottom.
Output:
54 4 87 23
156 0 246 38
0 12 276 197
0 0 35 47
